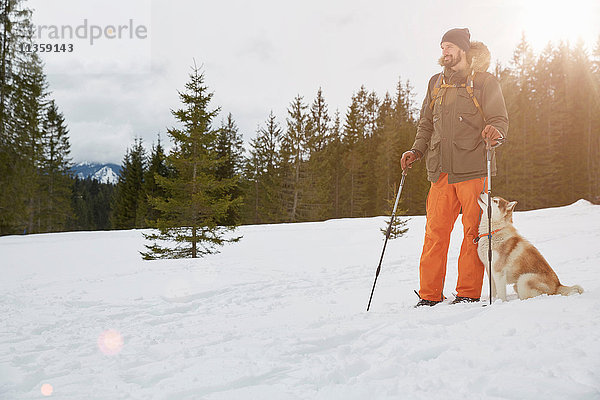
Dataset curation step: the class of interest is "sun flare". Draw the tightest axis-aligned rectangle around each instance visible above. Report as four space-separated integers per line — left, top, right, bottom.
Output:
517 0 599 50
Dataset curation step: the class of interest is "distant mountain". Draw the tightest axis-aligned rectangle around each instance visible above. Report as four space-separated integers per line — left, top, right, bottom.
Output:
71 162 121 185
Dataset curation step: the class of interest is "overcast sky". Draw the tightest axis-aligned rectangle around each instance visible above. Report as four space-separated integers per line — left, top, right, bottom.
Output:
28 0 600 165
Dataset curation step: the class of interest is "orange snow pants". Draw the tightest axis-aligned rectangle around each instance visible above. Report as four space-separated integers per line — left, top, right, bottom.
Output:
418 173 486 301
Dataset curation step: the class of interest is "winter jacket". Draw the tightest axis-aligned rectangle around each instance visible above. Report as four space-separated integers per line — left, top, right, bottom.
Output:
412 41 509 184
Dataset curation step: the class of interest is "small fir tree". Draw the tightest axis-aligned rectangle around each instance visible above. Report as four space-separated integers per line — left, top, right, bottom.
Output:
142 64 240 259
380 186 409 240
380 215 409 240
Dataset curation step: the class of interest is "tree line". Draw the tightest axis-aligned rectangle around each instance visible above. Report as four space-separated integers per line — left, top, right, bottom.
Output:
0 0 73 234
111 79 426 232
1 0 117 235
114 32 600 244
495 35 600 209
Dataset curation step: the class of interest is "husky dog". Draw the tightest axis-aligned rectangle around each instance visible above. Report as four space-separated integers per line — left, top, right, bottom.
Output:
477 195 583 301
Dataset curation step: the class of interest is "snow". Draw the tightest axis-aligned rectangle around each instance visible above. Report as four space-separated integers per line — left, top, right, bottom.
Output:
70 162 120 184
92 166 119 185
1 201 599 399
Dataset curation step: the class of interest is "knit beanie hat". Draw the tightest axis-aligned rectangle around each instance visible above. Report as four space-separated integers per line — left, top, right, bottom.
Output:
441 28 471 52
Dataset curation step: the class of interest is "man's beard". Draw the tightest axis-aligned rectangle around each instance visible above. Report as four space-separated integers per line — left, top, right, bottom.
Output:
442 52 462 68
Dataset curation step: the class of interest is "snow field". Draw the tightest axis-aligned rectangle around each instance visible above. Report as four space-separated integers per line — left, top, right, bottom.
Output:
1 200 599 399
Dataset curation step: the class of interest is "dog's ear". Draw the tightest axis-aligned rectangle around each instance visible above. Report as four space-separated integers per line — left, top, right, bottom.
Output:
507 201 517 212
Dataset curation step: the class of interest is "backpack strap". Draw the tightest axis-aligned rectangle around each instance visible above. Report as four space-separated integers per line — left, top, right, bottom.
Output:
465 72 486 123
428 71 487 123
428 73 444 110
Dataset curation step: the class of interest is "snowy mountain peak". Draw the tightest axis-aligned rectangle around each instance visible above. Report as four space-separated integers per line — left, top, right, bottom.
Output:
93 166 119 185
71 162 120 185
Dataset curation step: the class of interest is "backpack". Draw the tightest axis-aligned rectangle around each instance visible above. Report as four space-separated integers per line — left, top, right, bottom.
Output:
428 71 487 123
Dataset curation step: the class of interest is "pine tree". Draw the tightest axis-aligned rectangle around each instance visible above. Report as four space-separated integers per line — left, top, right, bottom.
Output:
0 0 14 138
10 50 48 233
304 88 332 220
142 65 240 259
0 0 37 234
545 42 572 207
39 100 73 231
244 111 283 224
305 87 330 153
342 90 368 217
376 92 399 211
215 113 244 225
0 0 29 140
244 137 263 224
112 138 146 229
363 90 380 216
143 135 169 224
327 110 344 218
281 95 308 222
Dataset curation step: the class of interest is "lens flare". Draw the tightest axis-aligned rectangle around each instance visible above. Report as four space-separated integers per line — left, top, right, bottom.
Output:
516 0 599 52
97 329 124 356
41 383 53 396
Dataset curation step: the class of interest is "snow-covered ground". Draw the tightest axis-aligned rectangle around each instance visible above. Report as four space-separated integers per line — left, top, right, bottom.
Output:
1 200 599 399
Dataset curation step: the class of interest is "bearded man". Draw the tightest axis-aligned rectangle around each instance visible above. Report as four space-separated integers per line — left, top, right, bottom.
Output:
401 28 509 307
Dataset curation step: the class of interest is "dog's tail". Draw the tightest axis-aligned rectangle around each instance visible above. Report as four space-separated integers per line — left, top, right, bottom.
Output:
557 284 584 296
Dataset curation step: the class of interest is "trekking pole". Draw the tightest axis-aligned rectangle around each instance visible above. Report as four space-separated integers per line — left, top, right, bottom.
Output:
366 169 408 311
486 142 493 305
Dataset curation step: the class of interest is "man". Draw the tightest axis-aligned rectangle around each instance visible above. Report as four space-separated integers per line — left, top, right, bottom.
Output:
400 28 508 307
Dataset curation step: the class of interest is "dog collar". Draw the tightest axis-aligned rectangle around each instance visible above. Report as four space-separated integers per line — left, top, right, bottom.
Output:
474 229 502 244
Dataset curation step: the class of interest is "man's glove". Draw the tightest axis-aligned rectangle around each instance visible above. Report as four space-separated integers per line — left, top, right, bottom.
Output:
481 125 505 148
401 149 422 170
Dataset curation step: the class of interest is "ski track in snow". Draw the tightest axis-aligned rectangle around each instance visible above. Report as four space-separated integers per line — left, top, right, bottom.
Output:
1 200 599 399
